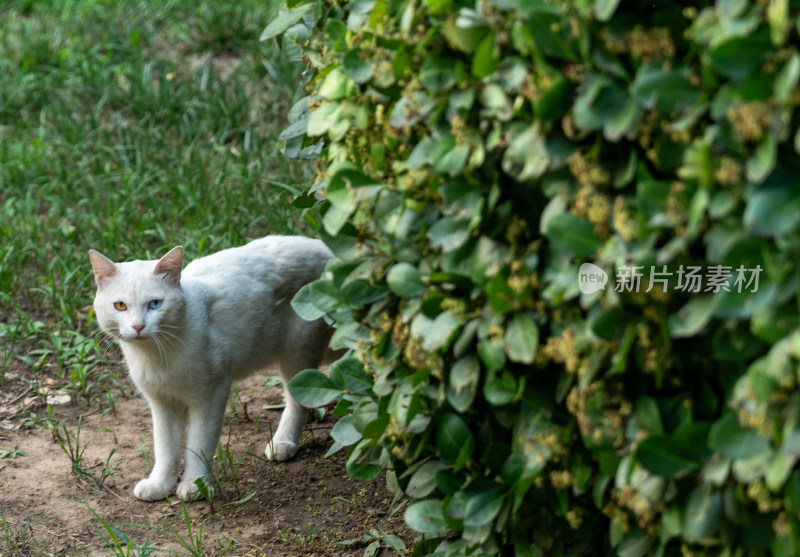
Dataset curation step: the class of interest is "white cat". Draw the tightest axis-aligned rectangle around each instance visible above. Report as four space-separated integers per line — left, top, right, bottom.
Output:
89 236 334 501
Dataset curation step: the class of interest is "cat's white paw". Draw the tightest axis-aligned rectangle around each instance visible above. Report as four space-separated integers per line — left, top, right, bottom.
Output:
133 478 175 502
265 440 298 462
176 478 213 501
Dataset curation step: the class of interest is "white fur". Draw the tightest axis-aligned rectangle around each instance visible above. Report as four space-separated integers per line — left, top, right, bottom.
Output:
90 236 334 501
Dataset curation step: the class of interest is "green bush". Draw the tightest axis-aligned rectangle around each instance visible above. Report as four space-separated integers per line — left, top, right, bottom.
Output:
264 0 800 555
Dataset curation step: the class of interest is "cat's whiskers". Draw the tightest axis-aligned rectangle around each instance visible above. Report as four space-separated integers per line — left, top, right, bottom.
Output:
150 326 187 365
157 325 187 349
153 334 169 365
94 329 122 360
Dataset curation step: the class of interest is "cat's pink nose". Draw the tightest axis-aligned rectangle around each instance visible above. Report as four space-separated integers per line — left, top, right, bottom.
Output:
132 324 145 334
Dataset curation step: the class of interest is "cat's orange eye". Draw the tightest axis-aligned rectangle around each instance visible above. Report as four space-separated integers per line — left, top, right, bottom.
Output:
113 301 127 311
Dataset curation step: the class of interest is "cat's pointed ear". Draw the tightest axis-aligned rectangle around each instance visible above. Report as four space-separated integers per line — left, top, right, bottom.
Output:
154 246 183 286
89 250 118 288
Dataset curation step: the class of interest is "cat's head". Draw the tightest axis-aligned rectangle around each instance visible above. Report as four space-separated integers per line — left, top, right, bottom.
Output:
89 247 186 343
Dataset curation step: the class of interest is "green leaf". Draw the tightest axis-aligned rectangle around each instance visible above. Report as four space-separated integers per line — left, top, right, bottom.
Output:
428 217 470 252
545 213 602 256
434 143 470 175
405 500 448 534
708 412 771 459
634 396 664 436
709 31 770 81
366 415 393 442
437 413 473 462
329 357 373 393
746 134 777 184
618 531 653 557
260 3 314 41
389 92 436 129
526 10 576 61
342 49 373 84
472 34 499 78
387 262 426 298
604 97 640 141
447 356 480 412
322 204 352 236
278 118 309 142
487 270 518 313
683 485 722 543
636 436 699 477
594 0 621 21
480 83 514 122
306 101 342 137
478 338 506 372
483 370 519 406
766 451 796 491
767 0 790 46
392 45 412 80
321 18 347 51
291 278 340 321
318 68 349 100
636 179 670 217
406 136 435 169
406 461 446 498
442 21 489 53
288 369 341 407
441 180 484 224
346 458 382 481
331 415 362 446
537 78 573 121
504 314 538 364
775 53 800 103
751 306 798 343
589 308 638 341
630 64 702 113
327 169 383 207
743 170 800 236
340 281 386 307
281 23 310 64
411 311 461 352
420 57 458 92
573 75 628 132
716 0 748 20
668 296 716 338
501 123 549 181
463 490 505 527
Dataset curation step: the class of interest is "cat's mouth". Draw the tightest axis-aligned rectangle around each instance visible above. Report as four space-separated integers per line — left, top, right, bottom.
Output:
122 334 151 342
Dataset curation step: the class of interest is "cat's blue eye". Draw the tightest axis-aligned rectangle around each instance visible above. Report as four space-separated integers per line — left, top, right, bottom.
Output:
148 299 163 310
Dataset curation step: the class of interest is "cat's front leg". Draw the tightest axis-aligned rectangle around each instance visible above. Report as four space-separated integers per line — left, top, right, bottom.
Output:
134 397 185 501
176 379 230 501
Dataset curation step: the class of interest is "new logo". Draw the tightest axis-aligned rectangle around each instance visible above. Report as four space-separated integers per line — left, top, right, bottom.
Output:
578 263 608 294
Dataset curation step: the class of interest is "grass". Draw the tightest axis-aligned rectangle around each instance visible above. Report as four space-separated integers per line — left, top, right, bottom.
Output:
1 510 34 555
0 0 311 386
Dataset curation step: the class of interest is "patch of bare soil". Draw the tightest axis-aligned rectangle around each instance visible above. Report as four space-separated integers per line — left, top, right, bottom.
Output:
0 367 411 556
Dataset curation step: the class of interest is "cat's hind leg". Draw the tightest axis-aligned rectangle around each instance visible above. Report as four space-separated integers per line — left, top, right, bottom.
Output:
264 383 306 462
266 319 331 461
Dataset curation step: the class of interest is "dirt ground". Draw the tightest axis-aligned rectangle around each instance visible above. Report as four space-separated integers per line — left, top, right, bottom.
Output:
0 363 411 556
